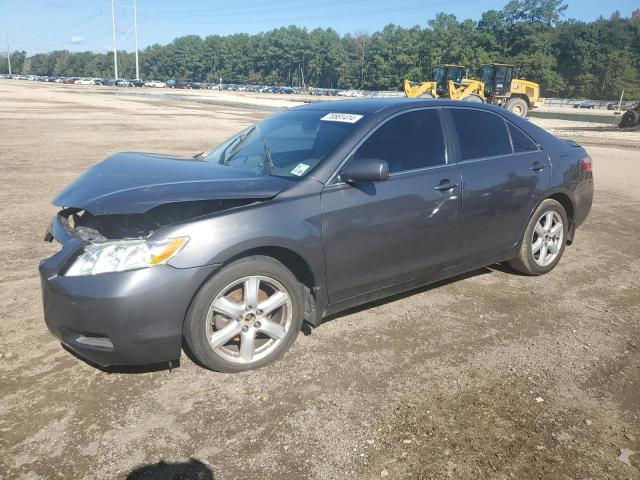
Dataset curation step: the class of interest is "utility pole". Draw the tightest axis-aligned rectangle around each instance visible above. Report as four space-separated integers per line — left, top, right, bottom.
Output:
617 89 625 111
294 58 305 89
5 36 11 76
111 0 118 79
133 0 139 80
104 1 141 80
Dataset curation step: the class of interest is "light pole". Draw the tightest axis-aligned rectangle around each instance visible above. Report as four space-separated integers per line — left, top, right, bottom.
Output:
133 0 139 80
111 0 118 79
6 36 11 76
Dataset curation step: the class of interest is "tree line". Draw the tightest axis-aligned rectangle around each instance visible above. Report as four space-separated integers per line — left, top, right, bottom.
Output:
2 0 639 100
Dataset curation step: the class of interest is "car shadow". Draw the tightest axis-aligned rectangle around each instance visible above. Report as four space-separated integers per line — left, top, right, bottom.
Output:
125 458 214 480
321 265 497 323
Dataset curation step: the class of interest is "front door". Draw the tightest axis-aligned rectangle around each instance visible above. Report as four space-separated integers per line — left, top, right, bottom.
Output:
321 108 462 304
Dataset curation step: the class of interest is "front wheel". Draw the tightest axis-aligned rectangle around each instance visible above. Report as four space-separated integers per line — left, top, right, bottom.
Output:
184 256 304 372
508 199 568 275
506 97 529 117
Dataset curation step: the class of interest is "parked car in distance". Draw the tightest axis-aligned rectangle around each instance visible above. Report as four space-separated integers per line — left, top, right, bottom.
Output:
144 80 167 88
574 101 598 109
40 99 594 372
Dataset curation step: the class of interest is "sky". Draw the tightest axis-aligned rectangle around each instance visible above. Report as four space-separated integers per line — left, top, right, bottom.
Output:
0 0 638 54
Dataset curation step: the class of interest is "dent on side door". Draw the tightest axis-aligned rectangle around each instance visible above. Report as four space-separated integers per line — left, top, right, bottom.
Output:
320 166 462 304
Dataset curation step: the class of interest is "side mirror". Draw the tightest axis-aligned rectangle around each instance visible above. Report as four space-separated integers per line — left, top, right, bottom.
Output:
339 158 389 183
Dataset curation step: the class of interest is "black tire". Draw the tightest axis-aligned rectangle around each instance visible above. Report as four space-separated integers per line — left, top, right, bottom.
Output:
506 97 529 117
619 109 639 129
508 199 568 276
464 94 484 103
184 256 304 372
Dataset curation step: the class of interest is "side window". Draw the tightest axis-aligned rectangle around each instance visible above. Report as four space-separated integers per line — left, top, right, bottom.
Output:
353 109 446 173
450 109 512 160
507 122 538 153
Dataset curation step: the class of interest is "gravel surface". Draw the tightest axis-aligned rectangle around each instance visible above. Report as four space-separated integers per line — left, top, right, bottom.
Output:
0 82 638 480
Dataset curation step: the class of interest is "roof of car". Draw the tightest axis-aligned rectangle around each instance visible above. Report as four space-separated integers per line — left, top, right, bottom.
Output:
294 97 506 115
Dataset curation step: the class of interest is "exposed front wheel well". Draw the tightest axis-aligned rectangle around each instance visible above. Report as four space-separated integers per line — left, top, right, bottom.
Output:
219 247 320 325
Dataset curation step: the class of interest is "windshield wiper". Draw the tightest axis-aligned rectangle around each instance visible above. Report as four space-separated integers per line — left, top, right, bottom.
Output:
260 134 274 176
221 128 252 164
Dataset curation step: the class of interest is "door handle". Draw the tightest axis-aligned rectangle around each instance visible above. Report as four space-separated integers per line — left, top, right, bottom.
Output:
434 179 458 191
530 162 546 172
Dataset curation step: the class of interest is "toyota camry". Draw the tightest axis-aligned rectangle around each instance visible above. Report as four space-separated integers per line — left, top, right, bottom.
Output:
40 99 594 372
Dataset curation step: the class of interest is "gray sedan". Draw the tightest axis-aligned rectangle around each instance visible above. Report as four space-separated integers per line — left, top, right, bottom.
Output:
40 99 594 372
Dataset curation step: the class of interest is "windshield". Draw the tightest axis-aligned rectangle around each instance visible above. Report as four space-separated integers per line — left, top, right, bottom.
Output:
481 65 494 85
435 66 464 85
200 110 362 179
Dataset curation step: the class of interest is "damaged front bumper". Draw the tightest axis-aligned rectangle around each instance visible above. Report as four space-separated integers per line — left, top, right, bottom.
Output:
39 213 219 366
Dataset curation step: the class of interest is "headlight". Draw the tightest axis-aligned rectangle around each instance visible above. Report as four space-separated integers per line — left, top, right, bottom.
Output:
64 237 189 276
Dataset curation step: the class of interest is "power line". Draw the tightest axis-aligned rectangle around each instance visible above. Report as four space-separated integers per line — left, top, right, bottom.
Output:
149 0 480 22
39 12 102 40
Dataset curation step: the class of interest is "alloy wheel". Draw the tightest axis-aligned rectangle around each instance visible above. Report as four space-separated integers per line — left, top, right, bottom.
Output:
531 211 563 267
205 275 293 364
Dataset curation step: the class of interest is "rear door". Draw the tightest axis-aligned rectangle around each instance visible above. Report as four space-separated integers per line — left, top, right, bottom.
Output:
320 108 462 304
446 107 551 263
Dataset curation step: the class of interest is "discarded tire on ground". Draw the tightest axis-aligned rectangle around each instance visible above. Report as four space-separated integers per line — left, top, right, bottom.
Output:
619 101 640 129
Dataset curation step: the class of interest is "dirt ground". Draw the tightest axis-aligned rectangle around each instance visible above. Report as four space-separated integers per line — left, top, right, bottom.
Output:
0 81 638 480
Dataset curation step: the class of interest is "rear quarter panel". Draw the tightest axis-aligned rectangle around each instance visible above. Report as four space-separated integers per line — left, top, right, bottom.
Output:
511 114 594 230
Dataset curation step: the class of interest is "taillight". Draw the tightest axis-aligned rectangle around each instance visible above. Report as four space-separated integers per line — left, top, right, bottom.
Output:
580 155 592 172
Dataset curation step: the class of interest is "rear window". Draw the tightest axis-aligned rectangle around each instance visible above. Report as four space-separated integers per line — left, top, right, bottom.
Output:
507 122 538 153
450 109 511 161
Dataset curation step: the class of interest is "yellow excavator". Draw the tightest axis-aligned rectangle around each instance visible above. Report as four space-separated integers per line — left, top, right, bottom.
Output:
404 63 542 117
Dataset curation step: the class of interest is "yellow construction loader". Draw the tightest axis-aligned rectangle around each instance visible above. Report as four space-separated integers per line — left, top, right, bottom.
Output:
403 64 484 102
480 63 542 117
404 63 542 117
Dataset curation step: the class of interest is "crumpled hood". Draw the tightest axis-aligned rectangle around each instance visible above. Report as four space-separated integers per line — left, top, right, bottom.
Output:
53 152 293 215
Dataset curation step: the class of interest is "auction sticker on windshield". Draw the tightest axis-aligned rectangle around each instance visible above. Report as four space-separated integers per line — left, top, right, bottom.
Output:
290 163 310 176
320 113 363 123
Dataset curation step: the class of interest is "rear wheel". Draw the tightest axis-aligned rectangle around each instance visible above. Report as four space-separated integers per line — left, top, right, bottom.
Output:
184 256 304 372
508 199 568 275
506 97 529 117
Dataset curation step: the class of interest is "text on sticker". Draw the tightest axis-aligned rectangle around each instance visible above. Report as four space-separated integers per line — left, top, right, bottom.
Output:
320 113 363 123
